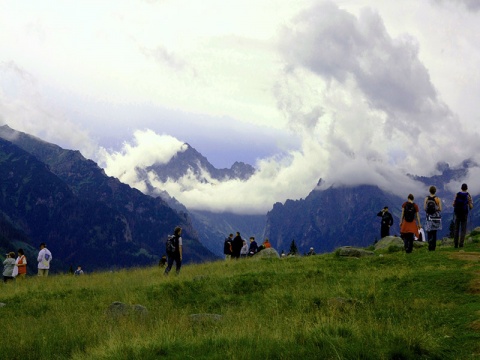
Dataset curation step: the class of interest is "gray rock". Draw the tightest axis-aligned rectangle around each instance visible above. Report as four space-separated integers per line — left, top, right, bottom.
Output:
374 236 404 251
253 248 280 259
0 303 6 307
336 246 375 258
106 301 148 318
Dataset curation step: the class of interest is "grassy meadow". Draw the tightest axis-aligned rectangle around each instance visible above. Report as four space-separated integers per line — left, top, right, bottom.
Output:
1 238 480 360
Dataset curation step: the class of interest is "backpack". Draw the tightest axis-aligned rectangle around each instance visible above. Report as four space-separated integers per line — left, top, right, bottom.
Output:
454 192 469 217
425 196 437 215
403 202 416 222
166 235 178 254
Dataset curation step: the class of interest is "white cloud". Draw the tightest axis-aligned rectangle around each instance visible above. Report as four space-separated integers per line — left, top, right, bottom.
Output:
2 0 480 215
0 61 96 157
432 0 480 12
100 130 187 189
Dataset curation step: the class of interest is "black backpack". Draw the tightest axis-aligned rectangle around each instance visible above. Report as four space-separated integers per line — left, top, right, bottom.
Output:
425 196 437 215
454 192 469 217
404 202 416 222
166 235 178 254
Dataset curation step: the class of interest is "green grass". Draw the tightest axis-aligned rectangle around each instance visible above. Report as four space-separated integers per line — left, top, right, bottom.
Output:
1 241 480 360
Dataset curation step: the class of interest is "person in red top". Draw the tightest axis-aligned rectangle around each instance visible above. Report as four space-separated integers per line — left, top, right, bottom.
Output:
400 194 422 253
16 248 27 280
263 238 272 249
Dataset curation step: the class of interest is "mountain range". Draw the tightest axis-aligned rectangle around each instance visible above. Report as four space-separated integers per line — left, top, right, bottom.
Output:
1 124 479 270
0 125 217 273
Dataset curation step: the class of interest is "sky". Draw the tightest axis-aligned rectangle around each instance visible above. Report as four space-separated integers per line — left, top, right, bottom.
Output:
1 0 480 214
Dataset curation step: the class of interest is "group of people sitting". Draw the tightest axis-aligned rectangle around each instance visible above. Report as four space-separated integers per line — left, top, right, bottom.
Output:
223 232 271 259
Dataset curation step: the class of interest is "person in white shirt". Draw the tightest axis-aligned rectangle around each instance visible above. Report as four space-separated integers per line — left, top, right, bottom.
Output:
37 243 52 276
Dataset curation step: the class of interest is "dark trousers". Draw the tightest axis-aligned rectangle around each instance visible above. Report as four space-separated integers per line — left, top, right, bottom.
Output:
380 225 390 238
164 252 182 275
401 233 414 253
427 230 437 251
454 217 468 248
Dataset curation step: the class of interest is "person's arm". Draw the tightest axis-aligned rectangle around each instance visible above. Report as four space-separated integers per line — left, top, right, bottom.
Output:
437 197 442 212
416 204 421 228
400 208 405 225
179 245 183 261
423 197 428 211
468 194 473 209
37 250 43 263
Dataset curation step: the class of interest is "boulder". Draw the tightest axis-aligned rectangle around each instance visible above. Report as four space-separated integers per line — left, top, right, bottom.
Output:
253 248 280 259
106 301 148 318
336 246 375 258
374 236 404 251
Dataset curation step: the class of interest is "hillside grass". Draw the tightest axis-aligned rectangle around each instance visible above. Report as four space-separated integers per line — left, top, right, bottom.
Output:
1 240 480 360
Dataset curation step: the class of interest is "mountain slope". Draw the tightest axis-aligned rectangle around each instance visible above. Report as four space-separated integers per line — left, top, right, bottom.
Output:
0 125 218 271
147 143 255 182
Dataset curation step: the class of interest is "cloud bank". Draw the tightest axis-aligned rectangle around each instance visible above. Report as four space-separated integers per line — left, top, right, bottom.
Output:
2 1 480 215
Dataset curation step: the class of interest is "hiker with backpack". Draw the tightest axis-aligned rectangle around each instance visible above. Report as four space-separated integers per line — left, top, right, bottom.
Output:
424 186 442 251
452 183 473 248
377 206 394 238
164 226 183 276
400 194 422 253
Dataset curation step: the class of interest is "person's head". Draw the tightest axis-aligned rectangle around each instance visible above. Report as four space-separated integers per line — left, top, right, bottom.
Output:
236 232 240 236
383 206 388 211
77 266 82 270
39 242 46 249
264 238 269 243
461 183 468 191
250 236 255 242
8 251 15 258
310 247 314 251
229 233 233 238
407 194 414 201
429 186 437 195
174 226 182 236
18 248 24 256
243 240 246 244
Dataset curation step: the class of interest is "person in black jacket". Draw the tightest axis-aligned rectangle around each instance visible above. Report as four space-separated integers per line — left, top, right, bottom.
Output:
232 232 243 259
452 183 473 248
377 206 393 239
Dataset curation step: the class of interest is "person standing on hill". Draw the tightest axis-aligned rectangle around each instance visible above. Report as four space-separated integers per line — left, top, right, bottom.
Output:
15 248 27 280
37 243 52 276
232 232 243 259
164 226 183 276
240 240 249 258
424 186 442 251
223 234 233 261
248 237 258 256
3 252 16 283
377 206 394 239
452 183 474 248
400 194 421 254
